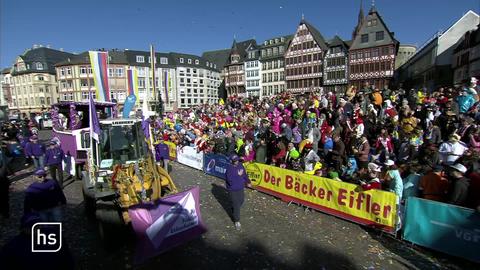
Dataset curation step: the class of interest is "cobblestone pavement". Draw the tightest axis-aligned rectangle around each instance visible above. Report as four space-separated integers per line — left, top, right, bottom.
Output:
0 130 478 270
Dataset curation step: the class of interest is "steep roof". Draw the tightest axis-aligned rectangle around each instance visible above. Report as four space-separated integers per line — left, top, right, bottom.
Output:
225 39 257 66
454 27 480 53
349 6 398 50
301 19 329 51
11 47 76 75
202 49 231 70
1 68 11 74
327 35 351 49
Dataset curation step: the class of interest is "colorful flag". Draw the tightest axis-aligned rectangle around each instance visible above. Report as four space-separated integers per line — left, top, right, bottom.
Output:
89 51 111 102
127 68 139 104
128 186 206 265
89 92 100 142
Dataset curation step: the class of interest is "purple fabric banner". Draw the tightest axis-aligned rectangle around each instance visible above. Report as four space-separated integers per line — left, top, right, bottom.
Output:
128 186 206 265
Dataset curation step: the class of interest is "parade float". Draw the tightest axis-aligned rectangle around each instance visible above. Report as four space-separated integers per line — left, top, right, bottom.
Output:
51 100 178 242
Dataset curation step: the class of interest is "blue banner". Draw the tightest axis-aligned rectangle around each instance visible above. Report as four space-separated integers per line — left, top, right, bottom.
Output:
122 94 137 119
203 154 230 180
403 197 480 263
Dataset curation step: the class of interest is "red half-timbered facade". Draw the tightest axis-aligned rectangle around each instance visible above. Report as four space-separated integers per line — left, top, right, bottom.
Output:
349 6 399 90
285 19 328 94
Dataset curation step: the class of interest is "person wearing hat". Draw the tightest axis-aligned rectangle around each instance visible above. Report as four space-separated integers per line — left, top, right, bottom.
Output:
24 169 66 222
384 160 404 204
303 143 320 173
418 165 449 202
44 140 65 187
24 135 45 171
225 154 251 230
448 163 470 206
439 134 468 165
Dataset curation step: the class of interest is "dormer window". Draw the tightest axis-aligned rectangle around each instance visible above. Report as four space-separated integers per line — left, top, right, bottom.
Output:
264 41 268 46
195 59 199 65
160 57 168 64
188 59 192 64
231 55 240 63
36 62 43 70
180 58 184 63
136 56 145 63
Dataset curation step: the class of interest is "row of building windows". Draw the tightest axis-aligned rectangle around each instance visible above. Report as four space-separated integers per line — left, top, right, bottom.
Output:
260 46 286 58
246 61 259 68
286 53 323 65
14 85 51 94
326 57 347 66
262 84 285 96
262 72 285 83
246 70 259 77
286 78 321 89
325 70 346 80
246 80 260 87
13 96 52 107
285 65 322 76
263 37 286 46
361 31 385 43
262 60 284 70
13 75 48 83
290 41 317 52
350 61 393 73
351 46 394 60
226 75 244 84
227 65 244 72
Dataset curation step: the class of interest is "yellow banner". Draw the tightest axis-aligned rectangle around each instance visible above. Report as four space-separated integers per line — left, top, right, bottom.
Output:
245 163 397 232
163 141 177 160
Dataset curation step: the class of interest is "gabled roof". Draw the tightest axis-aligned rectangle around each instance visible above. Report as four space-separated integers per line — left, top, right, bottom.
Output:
11 47 76 75
301 19 328 51
123 50 173 68
202 49 231 71
327 35 351 49
454 27 480 53
349 6 398 50
225 39 257 66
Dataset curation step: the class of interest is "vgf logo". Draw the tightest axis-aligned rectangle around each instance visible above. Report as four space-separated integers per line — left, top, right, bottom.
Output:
31 222 62 252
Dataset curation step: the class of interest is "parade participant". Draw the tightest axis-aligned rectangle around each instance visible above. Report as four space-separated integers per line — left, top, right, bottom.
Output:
418 165 449 202
44 141 65 187
25 135 45 170
447 163 470 207
225 155 251 230
24 169 66 222
155 139 170 172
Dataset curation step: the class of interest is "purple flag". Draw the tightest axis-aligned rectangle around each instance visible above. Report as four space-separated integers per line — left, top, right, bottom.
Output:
89 92 101 142
128 186 206 265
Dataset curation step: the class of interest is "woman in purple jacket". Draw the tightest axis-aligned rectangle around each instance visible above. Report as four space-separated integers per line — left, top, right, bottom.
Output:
225 155 251 230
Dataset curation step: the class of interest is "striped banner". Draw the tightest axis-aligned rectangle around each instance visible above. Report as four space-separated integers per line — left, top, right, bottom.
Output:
127 68 139 104
164 70 169 103
89 51 110 102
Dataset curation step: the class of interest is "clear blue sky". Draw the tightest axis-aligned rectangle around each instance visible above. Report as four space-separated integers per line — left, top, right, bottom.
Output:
1 0 479 68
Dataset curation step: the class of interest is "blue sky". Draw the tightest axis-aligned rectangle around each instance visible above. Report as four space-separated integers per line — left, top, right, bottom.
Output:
1 0 478 68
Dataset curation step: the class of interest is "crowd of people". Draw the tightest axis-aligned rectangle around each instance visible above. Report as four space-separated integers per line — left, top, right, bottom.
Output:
152 80 480 212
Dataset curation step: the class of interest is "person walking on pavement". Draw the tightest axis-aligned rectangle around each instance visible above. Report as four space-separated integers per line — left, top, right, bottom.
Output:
25 135 45 171
44 141 65 188
225 154 251 230
24 169 66 222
